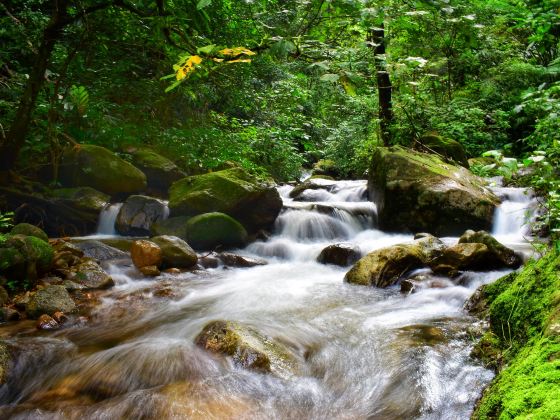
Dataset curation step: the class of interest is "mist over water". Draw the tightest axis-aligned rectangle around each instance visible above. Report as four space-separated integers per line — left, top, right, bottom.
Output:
0 179 534 419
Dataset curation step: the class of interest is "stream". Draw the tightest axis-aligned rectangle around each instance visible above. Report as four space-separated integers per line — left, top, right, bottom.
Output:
0 179 535 419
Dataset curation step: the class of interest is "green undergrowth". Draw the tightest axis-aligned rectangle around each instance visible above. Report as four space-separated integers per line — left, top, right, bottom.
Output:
472 248 560 419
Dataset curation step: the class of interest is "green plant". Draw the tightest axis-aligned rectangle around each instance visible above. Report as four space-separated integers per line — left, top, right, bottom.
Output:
0 212 14 233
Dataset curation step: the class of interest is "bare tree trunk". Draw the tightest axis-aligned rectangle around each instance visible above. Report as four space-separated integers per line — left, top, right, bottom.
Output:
0 0 70 173
369 24 393 146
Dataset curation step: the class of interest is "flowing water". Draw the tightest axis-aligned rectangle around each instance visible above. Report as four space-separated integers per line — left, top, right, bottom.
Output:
95 203 124 237
0 180 534 419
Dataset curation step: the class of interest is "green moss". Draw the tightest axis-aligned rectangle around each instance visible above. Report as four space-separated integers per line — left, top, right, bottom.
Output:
185 212 248 250
10 223 49 242
473 249 560 419
51 187 110 212
419 133 469 167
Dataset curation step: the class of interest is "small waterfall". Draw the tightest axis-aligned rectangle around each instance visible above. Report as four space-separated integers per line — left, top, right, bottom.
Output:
96 203 123 235
491 187 534 241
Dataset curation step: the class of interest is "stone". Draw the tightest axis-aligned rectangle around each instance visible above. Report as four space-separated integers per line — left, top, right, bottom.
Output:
131 240 163 269
26 285 77 319
150 236 197 268
368 146 500 236
116 195 169 236
127 147 186 192
50 186 110 214
0 341 10 384
73 240 128 261
195 320 300 379
59 144 147 196
418 133 469 167
311 159 340 178
0 308 20 322
150 216 190 240
10 223 49 242
67 260 115 289
52 311 68 324
1 235 54 281
430 243 493 276
289 179 335 200
344 236 446 288
458 230 521 268
185 212 248 250
168 168 282 233
317 243 361 266
37 314 60 330
217 253 268 268
139 265 161 276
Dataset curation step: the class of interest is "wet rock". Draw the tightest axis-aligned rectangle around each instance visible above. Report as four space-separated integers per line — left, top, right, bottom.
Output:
317 243 361 266
116 195 169 236
169 167 282 234
368 146 499 236
185 212 248 250
458 230 521 268
163 268 181 275
13 292 31 310
25 285 77 319
418 133 469 167
37 314 60 330
195 320 300 378
52 311 68 324
0 341 10 384
464 285 489 317
10 223 49 242
150 216 190 241
131 240 163 269
400 279 416 294
344 236 446 287
127 147 186 193
73 240 128 261
139 265 160 277
311 159 340 178
1 234 54 282
430 243 493 276
59 144 147 196
218 253 268 268
289 179 335 200
198 254 220 269
151 235 197 268
67 260 115 289
0 307 20 321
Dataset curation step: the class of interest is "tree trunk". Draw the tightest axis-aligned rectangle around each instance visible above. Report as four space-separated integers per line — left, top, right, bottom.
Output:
0 0 70 172
370 24 393 146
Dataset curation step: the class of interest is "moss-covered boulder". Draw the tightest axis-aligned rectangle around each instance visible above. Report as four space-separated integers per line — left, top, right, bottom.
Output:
195 320 300 378
60 144 147 196
116 195 168 236
185 212 248 250
150 235 197 268
127 147 186 192
368 147 499 236
25 285 77 318
1 235 54 282
418 133 469 167
430 243 492 276
344 236 445 287
459 230 521 268
311 159 340 178
66 259 115 289
168 168 282 233
50 187 110 214
289 179 335 200
10 223 48 242
150 216 190 241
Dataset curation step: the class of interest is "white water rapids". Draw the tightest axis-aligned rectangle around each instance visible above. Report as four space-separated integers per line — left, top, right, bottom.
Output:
0 179 534 419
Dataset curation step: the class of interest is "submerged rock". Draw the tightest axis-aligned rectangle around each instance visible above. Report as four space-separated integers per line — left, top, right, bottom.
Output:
151 235 197 268
368 146 499 236
317 243 361 266
26 285 76 319
60 144 147 196
131 240 163 269
168 168 282 233
116 195 168 236
185 212 248 250
195 320 300 378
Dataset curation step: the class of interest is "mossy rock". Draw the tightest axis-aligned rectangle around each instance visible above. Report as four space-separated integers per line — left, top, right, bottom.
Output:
59 144 147 196
150 235 197 268
50 187 110 213
150 216 191 241
185 212 248 250
10 223 48 242
418 133 469 167
344 236 445 287
0 247 25 273
458 230 521 268
25 285 77 318
2 235 54 280
195 320 300 379
128 147 186 192
368 146 499 236
115 195 168 236
311 159 340 178
168 168 282 233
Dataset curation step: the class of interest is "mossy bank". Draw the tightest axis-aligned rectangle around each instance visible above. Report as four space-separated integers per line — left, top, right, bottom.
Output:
470 248 560 419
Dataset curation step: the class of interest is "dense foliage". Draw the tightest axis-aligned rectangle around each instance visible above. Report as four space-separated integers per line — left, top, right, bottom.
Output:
0 0 559 236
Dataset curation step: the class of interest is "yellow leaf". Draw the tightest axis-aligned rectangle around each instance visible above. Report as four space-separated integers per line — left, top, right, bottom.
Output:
175 55 203 80
218 47 256 57
226 58 252 64
212 58 224 62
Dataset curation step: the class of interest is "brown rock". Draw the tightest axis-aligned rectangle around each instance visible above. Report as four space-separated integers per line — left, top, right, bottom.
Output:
163 268 181 275
52 311 68 324
139 265 160 277
37 314 60 330
131 240 162 269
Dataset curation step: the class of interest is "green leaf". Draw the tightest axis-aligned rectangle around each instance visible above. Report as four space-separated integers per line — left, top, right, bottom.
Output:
165 80 183 93
197 0 211 10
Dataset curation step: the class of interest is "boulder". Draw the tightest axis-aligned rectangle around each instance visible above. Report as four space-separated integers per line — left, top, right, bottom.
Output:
344 236 445 287
150 216 190 240
195 320 300 378
150 235 197 268
131 240 163 269
37 314 60 330
185 213 248 250
66 260 115 289
458 230 521 268
317 243 361 266
10 223 49 242
217 253 268 268
139 265 160 277
25 285 76 319
368 147 499 236
116 195 168 236
289 179 334 199
50 186 110 214
311 159 340 178
73 240 128 261
127 147 186 192
168 168 282 233
1 235 54 281
59 144 147 196
418 134 469 167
